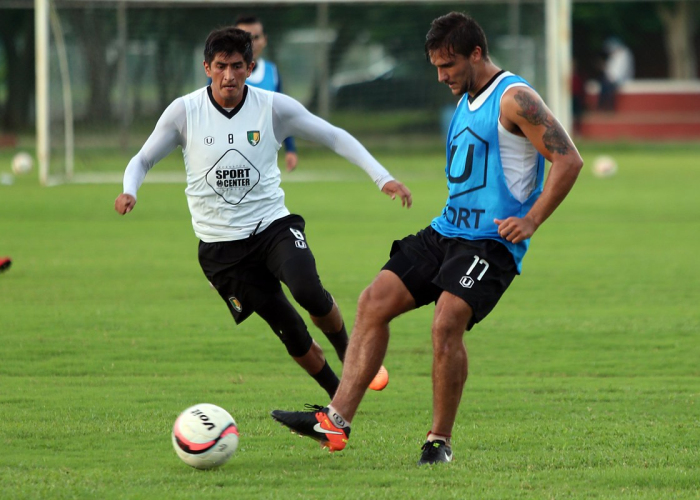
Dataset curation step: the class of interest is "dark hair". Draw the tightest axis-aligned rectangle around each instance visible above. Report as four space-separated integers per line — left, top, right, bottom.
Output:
235 15 262 27
203 27 253 66
425 12 489 61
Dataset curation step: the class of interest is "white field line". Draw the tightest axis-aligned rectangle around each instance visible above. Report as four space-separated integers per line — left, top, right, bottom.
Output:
66 170 363 185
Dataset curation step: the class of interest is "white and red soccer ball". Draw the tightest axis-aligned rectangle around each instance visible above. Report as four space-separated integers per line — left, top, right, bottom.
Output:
172 403 239 469
592 155 618 178
11 152 33 175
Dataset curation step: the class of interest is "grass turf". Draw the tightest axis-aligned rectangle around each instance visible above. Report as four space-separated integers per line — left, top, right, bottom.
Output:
0 142 699 499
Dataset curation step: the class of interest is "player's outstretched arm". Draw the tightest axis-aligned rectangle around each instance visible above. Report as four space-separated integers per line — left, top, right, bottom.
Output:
271 93 407 194
381 180 412 208
495 86 583 243
115 193 136 215
117 98 185 216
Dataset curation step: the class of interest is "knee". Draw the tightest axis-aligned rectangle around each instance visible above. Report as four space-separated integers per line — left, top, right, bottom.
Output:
282 265 332 317
273 316 313 358
356 283 393 324
288 284 333 317
357 284 377 314
431 316 465 351
257 297 313 357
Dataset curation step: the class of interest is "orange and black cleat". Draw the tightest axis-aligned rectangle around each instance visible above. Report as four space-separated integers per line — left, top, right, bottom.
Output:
271 404 350 452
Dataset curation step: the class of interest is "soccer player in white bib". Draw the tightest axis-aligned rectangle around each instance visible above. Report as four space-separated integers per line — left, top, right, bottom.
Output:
115 28 411 400
272 12 583 465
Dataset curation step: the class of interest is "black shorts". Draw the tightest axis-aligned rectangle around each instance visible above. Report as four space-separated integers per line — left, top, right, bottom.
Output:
198 214 332 324
382 226 517 330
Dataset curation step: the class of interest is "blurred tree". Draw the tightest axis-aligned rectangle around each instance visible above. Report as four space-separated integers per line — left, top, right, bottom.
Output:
0 9 34 131
657 0 698 79
2 1 697 133
574 0 699 80
68 6 117 125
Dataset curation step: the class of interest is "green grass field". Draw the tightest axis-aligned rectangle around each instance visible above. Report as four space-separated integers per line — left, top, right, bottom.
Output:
1 141 699 499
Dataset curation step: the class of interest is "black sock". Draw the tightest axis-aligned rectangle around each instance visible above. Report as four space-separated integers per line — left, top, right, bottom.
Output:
324 323 349 362
311 360 340 399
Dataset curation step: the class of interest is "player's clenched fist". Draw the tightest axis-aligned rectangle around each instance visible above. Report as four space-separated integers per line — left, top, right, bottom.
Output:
115 193 136 215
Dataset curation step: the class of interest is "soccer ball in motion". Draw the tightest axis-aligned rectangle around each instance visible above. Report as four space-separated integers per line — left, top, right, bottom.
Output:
172 403 239 469
11 152 34 175
592 155 618 178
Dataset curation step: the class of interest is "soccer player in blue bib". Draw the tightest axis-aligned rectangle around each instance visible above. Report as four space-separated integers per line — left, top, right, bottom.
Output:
272 12 584 465
235 15 298 173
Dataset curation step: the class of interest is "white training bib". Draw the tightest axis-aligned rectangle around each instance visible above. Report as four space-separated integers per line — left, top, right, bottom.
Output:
182 85 289 242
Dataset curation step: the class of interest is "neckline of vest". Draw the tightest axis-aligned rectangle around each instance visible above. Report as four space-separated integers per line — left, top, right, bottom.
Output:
468 69 506 104
207 85 248 119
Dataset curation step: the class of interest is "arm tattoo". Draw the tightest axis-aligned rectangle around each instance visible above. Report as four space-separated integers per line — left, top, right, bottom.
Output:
514 90 571 155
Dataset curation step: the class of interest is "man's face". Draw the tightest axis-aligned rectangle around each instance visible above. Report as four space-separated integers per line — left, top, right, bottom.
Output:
204 52 253 108
236 22 267 60
429 47 476 97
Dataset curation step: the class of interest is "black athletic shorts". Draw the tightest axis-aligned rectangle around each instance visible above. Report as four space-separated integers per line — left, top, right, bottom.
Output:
382 226 518 330
198 214 331 324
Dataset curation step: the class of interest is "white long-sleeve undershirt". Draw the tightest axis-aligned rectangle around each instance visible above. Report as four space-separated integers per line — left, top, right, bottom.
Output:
123 89 393 197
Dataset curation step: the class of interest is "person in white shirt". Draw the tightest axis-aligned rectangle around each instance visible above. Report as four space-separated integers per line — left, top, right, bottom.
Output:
114 27 411 399
598 37 634 111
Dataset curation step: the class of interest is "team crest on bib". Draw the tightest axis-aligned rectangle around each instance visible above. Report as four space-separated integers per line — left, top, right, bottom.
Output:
247 131 260 146
204 136 215 146
228 296 243 313
206 149 261 205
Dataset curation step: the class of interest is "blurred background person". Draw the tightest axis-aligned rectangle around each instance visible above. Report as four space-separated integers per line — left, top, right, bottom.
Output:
235 15 299 172
598 37 634 111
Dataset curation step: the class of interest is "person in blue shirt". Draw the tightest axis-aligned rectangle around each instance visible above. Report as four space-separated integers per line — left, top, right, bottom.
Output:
271 12 584 465
235 15 298 172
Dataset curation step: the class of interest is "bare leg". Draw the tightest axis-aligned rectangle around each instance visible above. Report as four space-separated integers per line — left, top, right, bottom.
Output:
254 289 337 396
331 271 415 421
292 339 326 374
430 292 472 436
277 254 346 361
310 300 348 362
310 300 343 334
